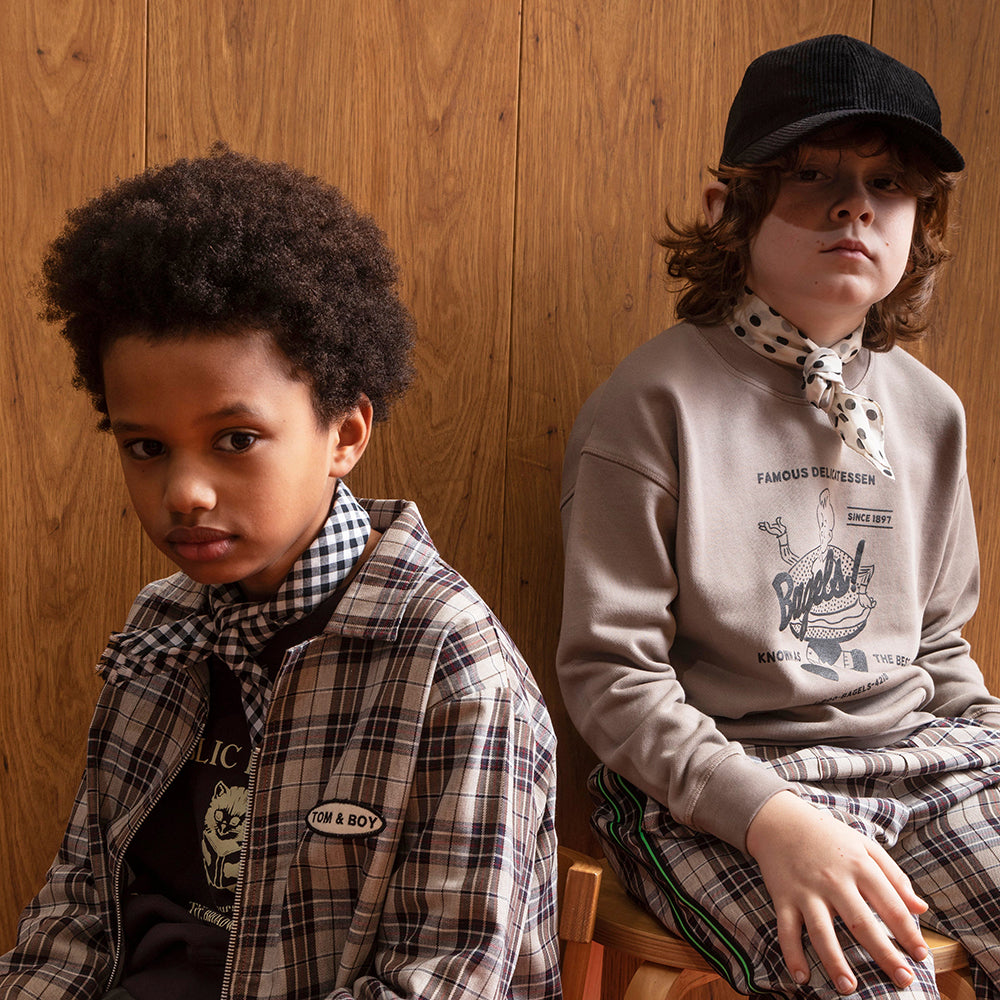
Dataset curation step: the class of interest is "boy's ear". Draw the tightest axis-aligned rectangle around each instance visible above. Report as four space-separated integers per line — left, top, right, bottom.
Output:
328 395 374 478
702 181 729 226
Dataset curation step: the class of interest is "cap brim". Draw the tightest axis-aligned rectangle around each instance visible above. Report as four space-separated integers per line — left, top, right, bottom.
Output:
730 109 965 171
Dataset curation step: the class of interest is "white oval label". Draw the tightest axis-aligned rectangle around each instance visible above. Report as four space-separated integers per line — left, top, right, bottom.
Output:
307 800 385 838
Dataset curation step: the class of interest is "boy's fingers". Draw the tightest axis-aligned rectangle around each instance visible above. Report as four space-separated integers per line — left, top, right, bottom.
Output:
792 885 918 995
840 907 915 990
799 906 857 995
774 908 810 986
863 891 928 963
802 886 921 993
864 848 929 960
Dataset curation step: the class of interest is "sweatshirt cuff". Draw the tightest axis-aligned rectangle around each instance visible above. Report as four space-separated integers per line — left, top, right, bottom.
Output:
689 752 796 854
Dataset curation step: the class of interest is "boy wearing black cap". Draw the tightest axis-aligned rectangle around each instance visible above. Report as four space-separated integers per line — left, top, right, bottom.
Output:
558 34 999 1000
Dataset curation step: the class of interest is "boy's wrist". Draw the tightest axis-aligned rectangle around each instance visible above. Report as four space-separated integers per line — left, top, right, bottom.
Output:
744 789 806 859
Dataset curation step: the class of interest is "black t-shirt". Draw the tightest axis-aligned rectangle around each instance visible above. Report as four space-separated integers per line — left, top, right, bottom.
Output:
119 596 338 1000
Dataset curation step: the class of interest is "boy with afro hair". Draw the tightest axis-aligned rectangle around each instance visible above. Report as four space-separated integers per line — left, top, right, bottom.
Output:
0 146 559 1000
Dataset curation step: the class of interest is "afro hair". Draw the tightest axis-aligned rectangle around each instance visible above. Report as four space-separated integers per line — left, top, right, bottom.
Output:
39 145 414 427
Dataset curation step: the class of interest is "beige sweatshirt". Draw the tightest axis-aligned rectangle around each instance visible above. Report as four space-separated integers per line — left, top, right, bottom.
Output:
558 321 1000 852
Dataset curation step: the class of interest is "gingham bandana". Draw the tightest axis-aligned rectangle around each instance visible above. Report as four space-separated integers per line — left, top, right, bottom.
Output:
100 483 371 746
729 291 894 479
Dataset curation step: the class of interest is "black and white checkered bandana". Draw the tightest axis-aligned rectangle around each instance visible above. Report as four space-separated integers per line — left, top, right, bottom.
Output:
729 291 893 479
100 482 371 746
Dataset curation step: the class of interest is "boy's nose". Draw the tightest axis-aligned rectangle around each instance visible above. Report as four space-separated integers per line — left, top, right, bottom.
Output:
163 458 217 513
830 181 874 224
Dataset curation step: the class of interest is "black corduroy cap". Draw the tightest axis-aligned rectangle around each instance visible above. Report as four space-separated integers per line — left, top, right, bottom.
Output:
721 34 964 171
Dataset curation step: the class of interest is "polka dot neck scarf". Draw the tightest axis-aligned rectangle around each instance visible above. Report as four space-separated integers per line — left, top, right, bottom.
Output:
729 291 894 479
100 482 372 747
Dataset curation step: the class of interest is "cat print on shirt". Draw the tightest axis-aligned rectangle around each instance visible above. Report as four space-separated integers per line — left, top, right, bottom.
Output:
202 780 248 890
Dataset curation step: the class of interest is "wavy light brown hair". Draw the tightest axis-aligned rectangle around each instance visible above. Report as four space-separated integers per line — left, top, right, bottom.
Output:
659 124 957 350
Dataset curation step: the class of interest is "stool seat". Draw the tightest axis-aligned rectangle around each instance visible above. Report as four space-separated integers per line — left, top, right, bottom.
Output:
560 846 975 1000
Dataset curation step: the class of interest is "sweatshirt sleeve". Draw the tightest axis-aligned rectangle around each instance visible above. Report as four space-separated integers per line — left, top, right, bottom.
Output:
557 418 793 853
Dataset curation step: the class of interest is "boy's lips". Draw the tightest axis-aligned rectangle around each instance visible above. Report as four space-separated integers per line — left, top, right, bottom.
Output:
165 525 236 562
824 238 871 258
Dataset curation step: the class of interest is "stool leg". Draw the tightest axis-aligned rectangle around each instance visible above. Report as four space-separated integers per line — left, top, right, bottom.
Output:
936 968 975 1000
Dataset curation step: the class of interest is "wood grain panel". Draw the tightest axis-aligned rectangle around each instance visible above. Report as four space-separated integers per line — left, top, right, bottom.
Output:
506 0 874 848
145 0 521 612
4 0 998 958
874 2 1000 695
0 1 146 948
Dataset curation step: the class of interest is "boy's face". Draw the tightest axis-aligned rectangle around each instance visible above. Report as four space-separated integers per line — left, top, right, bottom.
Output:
745 143 918 345
103 331 370 600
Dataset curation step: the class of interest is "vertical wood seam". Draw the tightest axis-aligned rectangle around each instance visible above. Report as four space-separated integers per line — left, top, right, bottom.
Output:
499 0 528 622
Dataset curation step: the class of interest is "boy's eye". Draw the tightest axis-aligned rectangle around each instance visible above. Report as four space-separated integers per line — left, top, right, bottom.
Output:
124 439 165 460
793 168 825 182
870 175 902 192
216 431 258 453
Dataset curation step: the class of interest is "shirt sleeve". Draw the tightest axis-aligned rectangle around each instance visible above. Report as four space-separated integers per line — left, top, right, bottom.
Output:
332 632 559 1000
557 444 793 853
0 775 114 999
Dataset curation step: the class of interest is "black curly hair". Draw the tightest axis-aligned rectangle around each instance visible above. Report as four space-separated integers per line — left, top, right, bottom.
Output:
39 145 414 428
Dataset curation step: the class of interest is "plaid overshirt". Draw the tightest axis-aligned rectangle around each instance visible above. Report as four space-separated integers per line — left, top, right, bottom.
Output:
1 499 560 1000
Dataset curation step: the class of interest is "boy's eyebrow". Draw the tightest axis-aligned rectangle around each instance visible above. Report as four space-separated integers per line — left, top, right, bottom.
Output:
109 403 265 434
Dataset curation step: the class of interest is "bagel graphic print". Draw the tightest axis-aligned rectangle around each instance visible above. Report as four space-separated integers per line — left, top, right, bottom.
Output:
759 489 876 680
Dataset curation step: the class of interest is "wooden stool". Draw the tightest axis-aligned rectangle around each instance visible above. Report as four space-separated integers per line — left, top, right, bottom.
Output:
560 847 975 1000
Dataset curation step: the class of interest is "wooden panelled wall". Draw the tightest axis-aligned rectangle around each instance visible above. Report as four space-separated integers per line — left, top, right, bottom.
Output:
2 0 998 945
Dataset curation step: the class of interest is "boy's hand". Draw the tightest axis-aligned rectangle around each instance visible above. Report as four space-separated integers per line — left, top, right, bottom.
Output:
745 790 929 994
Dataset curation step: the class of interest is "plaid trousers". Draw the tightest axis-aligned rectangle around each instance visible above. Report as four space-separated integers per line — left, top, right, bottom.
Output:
591 718 1000 1000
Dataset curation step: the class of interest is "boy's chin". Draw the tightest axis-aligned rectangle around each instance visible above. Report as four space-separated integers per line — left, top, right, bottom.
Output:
159 551 244 589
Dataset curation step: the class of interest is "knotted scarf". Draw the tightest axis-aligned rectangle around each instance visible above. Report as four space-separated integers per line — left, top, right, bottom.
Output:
729 292 893 479
100 483 371 747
